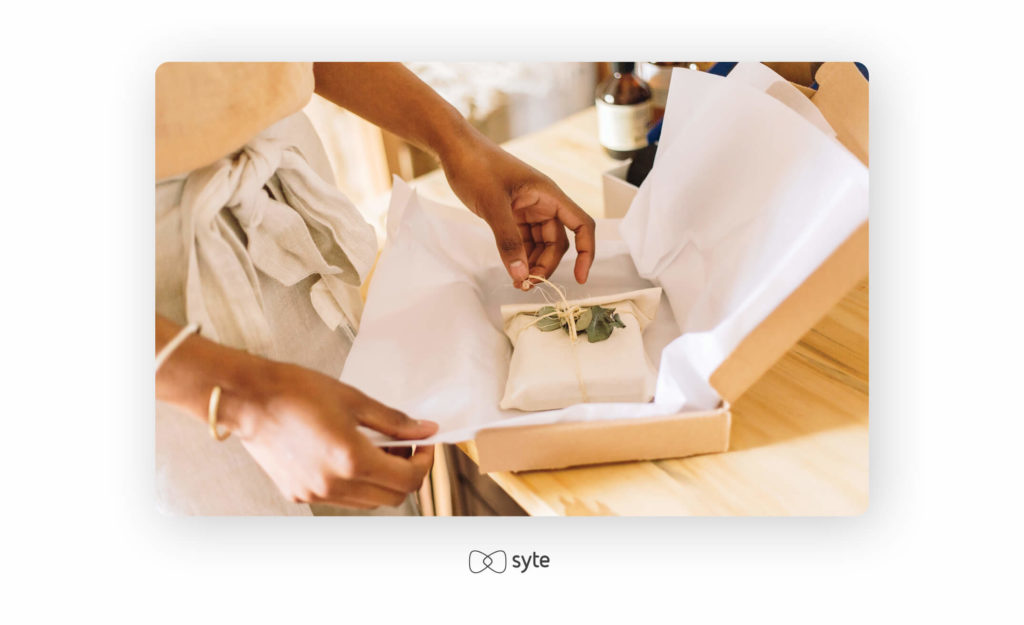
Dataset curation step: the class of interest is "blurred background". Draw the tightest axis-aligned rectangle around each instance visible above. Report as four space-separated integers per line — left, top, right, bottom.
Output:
306 62 598 207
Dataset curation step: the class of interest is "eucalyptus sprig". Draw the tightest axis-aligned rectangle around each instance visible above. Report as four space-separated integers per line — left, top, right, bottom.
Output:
534 304 626 343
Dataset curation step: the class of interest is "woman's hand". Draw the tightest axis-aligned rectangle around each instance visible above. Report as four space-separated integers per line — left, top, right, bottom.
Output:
156 315 437 509
225 360 437 508
438 133 597 289
310 63 596 288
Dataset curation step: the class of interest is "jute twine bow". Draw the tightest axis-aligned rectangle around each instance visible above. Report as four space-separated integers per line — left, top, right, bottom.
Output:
520 275 590 403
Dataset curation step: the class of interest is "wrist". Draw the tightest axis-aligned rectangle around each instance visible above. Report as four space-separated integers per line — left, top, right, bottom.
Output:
431 113 489 166
210 351 267 440
155 331 267 438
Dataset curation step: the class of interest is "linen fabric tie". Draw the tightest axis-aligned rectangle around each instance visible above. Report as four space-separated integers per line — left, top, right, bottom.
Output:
178 135 377 358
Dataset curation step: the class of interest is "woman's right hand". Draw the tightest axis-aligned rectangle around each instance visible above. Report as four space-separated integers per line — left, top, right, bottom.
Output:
222 360 438 509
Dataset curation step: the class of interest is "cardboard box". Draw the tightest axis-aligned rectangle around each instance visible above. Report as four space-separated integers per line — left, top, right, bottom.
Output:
474 62 869 474
601 162 639 219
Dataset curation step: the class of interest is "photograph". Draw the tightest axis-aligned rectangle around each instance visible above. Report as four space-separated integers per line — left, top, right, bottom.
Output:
154 61 869 517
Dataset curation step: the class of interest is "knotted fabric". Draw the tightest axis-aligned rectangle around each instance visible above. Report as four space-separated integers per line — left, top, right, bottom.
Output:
178 135 377 358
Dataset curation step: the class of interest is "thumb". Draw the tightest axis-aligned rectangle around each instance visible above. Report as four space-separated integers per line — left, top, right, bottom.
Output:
358 404 439 440
484 200 530 285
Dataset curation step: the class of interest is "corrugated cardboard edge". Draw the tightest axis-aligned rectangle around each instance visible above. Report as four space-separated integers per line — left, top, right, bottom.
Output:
810 62 869 166
710 222 868 403
475 406 731 474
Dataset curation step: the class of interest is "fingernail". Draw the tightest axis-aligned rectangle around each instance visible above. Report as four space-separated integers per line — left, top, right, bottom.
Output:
509 260 528 280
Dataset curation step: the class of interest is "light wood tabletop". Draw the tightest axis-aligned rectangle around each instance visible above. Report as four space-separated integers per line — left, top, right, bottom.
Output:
410 107 869 516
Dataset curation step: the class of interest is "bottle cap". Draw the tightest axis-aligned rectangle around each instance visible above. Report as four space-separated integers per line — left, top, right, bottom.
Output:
611 62 635 74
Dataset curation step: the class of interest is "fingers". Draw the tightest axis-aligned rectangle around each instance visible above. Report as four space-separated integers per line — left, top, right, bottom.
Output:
408 443 435 477
313 397 436 494
294 443 434 509
312 480 411 509
529 219 570 280
518 223 535 263
528 223 543 265
356 402 439 441
553 199 596 284
512 184 596 284
345 440 435 493
383 445 413 459
483 195 531 287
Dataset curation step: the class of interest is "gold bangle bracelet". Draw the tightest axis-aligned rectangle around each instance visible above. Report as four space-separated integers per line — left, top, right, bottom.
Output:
207 385 230 442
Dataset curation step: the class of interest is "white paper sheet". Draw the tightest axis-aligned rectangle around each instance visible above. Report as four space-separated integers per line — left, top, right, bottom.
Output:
621 68 868 408
341 180 688 445
725 62 837 137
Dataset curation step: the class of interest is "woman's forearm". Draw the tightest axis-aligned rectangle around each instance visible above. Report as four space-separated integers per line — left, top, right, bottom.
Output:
312 62 482 161
155 314 257 435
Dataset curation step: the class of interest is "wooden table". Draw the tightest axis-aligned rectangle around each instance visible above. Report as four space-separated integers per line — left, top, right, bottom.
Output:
411 107 868 516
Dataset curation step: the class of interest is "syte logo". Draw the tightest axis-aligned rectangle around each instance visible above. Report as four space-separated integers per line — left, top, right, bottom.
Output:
468 549 550 574
468 549 507 573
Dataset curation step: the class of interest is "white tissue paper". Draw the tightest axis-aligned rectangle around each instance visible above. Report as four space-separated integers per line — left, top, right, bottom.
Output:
342 64 867 445
341 180 686 445
620 67 868 409
725 62 837 137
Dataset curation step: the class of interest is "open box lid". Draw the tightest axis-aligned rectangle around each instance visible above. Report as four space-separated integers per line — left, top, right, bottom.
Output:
709 62 869 404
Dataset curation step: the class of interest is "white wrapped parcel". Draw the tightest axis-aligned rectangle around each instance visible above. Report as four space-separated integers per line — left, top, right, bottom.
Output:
500 287 662 411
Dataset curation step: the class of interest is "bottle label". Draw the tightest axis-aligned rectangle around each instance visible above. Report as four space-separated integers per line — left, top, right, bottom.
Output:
595 99 652 152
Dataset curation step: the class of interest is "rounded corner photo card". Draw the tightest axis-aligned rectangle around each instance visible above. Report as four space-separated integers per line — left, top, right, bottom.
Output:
155 61 868 517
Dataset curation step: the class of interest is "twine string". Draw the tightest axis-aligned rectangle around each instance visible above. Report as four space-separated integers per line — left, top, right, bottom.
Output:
520 275 589 403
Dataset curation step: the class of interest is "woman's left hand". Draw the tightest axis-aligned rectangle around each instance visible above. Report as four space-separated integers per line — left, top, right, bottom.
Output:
438 133 596 289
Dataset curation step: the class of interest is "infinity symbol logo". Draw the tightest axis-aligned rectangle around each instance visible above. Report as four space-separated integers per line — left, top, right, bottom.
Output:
468 549 507 573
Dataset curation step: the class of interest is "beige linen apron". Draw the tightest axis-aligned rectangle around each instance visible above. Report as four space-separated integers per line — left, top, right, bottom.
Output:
156 112 410 516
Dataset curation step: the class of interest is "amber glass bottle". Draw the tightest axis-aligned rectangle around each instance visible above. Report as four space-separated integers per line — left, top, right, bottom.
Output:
595 62 653 160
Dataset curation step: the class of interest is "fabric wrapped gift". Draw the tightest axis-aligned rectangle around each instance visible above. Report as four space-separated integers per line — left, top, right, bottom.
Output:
499 287 663 411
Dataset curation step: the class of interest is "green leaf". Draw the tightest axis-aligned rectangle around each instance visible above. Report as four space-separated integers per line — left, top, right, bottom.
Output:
575 308 593 331
592 305 614 318
533 304 625 342
587 316 613 342
537 315 563 332
534 306 563 331
577 305 624 343
584 307 601 334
